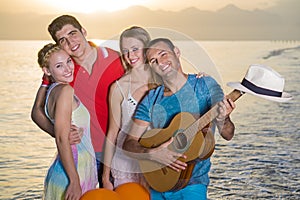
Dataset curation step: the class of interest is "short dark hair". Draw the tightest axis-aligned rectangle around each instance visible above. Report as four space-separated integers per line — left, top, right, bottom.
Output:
146 38 175 54
48 15 83 43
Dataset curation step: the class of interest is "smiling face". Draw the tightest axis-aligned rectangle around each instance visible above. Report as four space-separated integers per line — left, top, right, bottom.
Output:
146 41 181 79
43 49 75 84
121 37 145 69
55 24 88 60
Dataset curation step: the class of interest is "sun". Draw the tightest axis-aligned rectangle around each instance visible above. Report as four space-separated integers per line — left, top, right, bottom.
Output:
42 0 148 13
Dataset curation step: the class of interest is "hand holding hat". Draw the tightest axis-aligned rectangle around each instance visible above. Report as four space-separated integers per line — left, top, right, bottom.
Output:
227 64 292 102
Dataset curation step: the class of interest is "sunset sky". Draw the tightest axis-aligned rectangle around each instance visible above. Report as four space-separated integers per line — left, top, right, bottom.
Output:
1 0 299 40
1 0 278 13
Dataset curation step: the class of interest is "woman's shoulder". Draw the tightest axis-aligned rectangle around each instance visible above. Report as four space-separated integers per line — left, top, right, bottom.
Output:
109 79 126 101
113 73 130 91
54 83 73 91
118 72 131 83
51 83 73 99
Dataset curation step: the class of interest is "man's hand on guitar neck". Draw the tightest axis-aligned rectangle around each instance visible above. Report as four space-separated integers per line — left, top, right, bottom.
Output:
148 137 187 172
215 98 235 122
215 97 236 141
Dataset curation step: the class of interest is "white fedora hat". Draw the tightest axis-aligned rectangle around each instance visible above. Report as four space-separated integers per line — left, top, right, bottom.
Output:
227 64 292 102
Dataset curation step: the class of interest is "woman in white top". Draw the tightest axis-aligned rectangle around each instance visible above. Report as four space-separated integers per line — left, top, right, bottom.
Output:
102 26 160 190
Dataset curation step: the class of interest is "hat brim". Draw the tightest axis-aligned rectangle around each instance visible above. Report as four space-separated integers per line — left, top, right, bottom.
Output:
227 82 292 103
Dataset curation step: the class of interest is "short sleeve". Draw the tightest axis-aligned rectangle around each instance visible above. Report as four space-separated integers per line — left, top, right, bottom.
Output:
134 94 151 122
202 76 224 106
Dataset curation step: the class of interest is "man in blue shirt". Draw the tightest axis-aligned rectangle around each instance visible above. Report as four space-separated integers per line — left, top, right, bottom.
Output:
123 38 236 199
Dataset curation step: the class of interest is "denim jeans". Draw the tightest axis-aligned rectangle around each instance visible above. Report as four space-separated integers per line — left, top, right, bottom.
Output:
150 184 207 200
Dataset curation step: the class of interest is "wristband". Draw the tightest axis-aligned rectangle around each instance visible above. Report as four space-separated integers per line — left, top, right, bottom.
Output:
41 74 51 87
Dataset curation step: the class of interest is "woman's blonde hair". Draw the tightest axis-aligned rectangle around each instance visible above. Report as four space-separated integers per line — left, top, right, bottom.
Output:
119 26 162 88
37 43 61 69
119 26 150 71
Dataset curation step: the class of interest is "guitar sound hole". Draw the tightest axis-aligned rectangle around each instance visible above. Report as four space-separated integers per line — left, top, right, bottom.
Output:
173 132 187 150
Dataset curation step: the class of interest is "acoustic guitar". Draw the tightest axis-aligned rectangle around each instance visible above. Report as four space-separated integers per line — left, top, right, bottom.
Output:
138 89 243 192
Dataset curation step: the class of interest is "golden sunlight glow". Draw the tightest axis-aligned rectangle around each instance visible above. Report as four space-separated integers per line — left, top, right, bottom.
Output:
42 0 148 13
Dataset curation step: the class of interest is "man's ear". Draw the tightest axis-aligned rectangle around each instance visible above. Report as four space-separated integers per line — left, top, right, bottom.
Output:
173 46 181 58
81 27 87 37
42 67 51 76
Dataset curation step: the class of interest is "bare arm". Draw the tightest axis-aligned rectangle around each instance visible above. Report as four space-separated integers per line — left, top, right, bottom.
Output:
122 119 150 158
102 83 122 190
214 98 236 141
31 85 54 136
31 85 82 144
123 119 187 172
54 85 81 199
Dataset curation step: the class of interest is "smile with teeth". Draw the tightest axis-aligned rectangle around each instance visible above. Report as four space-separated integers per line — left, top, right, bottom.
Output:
130 58 138 64
71 44 79 51
161 63 170 71
64 72 73 77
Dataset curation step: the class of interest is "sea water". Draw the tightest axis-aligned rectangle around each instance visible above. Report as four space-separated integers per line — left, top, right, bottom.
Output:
0 40 299 199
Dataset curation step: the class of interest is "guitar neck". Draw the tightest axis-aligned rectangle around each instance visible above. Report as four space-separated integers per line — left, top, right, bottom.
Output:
185 89 243 139
227 89 244 102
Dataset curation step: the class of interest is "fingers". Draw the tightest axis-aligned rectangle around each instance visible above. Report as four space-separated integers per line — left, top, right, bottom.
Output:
220 98 236 114
78 127 84 138
168 157 187 172
70 124 78 130
196 72 209 78
216 100 226 120
151 137 188 172
219 100 227 113
227 98 236 110
223 98 236 115
65 184 82 200
69 125 83 145
161 151 186 172
163 138 187 171
217 98 236 118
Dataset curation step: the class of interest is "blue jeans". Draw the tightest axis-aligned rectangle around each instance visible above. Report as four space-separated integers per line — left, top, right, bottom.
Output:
150 184 207 200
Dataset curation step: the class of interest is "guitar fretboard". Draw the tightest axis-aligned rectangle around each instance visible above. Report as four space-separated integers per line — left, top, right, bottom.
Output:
183 89 243 141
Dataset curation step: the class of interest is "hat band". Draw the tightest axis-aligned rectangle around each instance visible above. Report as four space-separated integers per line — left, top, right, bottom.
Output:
241 78 282 97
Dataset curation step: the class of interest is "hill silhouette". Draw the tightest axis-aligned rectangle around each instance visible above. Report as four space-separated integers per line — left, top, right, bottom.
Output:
1 4 299 40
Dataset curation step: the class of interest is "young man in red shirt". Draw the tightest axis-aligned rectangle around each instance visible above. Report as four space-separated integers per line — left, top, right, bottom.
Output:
31 15 124 187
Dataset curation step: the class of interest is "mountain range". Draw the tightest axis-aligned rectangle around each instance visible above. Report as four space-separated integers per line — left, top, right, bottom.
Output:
1 4 299 40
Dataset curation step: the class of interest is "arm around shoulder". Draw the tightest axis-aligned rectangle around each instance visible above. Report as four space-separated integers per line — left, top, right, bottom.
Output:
31 85 54 137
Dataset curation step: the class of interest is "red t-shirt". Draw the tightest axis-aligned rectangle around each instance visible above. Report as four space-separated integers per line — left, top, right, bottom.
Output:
70 46 124 152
